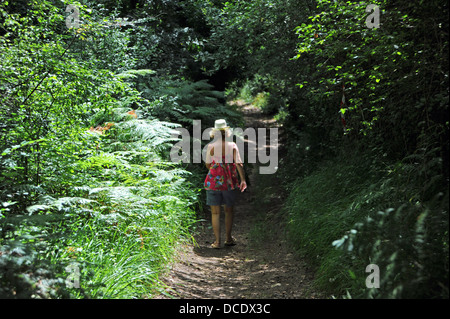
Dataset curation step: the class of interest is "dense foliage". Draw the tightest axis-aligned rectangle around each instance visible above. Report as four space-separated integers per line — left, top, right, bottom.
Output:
0 0 239 298
198 0 448 298
0 0 448 299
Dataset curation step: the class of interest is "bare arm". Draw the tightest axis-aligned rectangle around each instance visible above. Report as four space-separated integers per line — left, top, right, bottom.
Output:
234 147 247 192
236 163 246 183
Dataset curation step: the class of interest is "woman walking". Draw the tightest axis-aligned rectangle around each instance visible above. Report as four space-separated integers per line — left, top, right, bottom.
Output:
204 119 247 249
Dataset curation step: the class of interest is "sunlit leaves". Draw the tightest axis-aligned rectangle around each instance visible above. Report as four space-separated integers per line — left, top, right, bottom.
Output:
0 0 202 298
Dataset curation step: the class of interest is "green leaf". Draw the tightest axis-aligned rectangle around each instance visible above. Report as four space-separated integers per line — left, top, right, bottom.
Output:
348 270 356 280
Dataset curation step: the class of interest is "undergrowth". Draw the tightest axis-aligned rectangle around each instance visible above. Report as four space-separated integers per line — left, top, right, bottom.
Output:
0 106 198 298
284 149 449 298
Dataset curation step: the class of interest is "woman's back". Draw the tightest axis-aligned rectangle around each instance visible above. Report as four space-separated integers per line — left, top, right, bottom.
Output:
208 140 242 164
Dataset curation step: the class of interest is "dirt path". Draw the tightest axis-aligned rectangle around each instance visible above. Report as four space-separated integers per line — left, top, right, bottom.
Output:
155 101 319 299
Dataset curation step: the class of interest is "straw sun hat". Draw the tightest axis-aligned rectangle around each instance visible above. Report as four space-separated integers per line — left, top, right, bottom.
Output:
210 119 231 138
214 119 230 130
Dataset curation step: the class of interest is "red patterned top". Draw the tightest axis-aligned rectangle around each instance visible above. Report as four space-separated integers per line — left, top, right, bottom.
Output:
204 142 242 191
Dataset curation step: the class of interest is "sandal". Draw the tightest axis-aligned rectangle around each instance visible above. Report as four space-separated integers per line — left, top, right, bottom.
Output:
224 237 237 246
211 242 221 249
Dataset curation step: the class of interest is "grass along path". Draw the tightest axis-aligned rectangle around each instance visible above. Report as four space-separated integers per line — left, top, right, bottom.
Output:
154 101 321 299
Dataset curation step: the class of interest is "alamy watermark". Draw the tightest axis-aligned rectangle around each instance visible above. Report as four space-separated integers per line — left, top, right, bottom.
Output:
365 264 380 288
170 120 279 174
365 4 380 29
65 262 80 289
65 4 80 29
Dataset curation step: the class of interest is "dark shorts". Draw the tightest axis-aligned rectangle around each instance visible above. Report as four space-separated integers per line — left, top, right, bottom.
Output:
206 189 238 207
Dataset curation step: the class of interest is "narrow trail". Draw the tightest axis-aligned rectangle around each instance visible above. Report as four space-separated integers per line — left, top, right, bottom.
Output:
156 101 319 299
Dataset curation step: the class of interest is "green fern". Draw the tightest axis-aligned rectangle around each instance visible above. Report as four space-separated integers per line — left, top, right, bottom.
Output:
116 69 156 80
138 77 242 128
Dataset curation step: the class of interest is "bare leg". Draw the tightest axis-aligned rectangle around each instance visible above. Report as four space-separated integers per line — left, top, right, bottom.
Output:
210 205 221 246
225 205 234 242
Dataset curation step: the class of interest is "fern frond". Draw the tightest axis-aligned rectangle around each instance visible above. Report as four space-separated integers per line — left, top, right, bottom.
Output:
112 119 180 153
116 69 156 80
26 197 97 214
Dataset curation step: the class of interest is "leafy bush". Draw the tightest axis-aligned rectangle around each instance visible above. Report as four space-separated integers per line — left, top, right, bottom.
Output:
0 1 201 298
285 149 449 298
1 104 199 298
